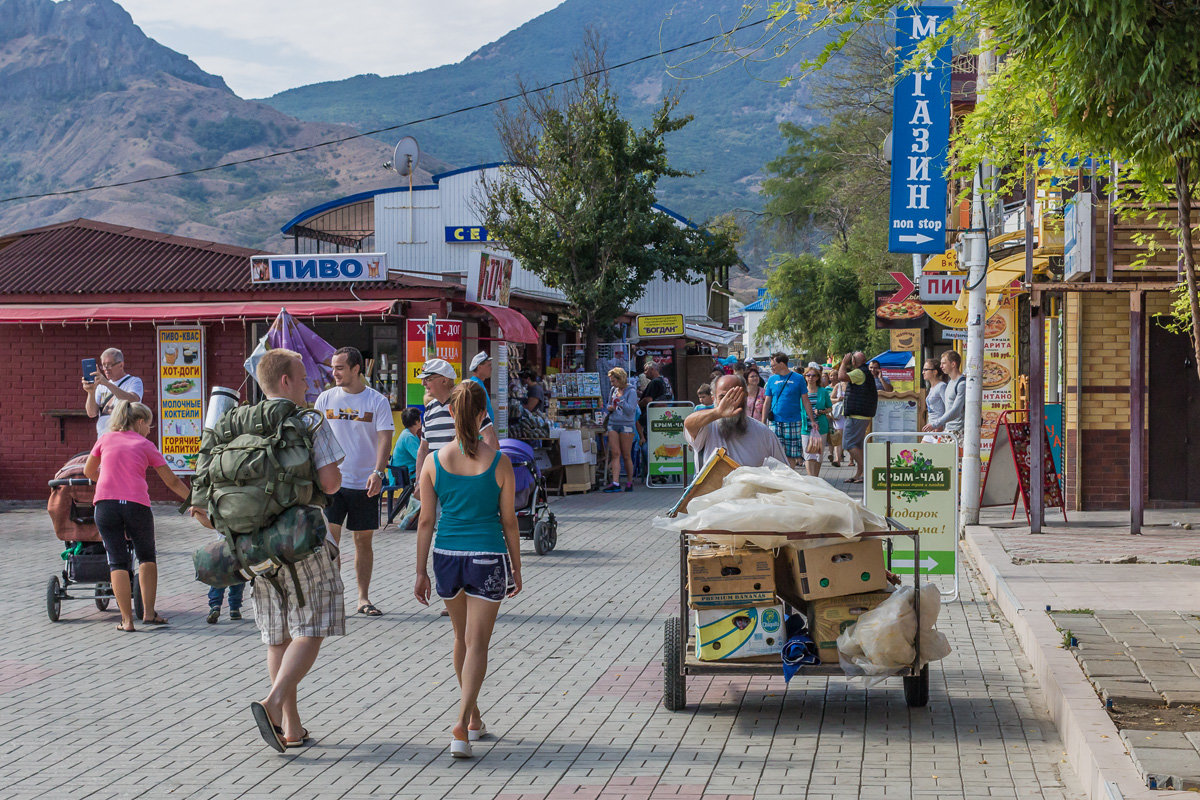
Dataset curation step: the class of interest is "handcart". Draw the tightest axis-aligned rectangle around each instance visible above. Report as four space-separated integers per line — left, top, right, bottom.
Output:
663 522 930 711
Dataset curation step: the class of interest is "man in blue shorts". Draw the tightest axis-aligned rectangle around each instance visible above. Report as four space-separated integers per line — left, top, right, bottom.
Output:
765 353 817 468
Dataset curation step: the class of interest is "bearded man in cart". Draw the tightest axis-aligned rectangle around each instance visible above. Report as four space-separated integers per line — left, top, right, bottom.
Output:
683 374 788 470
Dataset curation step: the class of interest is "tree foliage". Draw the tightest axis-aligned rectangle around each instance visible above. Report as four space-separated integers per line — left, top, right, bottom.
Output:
745 0 1200 372
481 39 739 369
755 23 900 359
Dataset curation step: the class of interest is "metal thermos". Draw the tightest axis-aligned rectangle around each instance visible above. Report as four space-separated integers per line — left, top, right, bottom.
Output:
204 386 239 430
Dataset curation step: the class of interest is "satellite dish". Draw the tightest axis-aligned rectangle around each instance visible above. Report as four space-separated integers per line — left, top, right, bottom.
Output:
392 136 420 177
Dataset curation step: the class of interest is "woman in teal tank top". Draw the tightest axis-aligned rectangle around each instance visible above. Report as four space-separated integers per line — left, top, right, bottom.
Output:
415 380 521 760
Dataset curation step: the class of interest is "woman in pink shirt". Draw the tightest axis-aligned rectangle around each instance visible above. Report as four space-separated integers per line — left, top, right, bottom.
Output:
84 402 190 632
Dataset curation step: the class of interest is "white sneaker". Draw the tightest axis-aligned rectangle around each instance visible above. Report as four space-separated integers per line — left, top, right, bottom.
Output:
468 723 487 742
450 738 473 758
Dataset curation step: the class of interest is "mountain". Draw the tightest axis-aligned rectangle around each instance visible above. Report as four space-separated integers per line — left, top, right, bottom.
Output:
261 0 824 253
0 0 443 249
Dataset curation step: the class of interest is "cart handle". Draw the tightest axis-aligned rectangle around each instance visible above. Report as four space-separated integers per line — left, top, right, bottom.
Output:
48 478 94 487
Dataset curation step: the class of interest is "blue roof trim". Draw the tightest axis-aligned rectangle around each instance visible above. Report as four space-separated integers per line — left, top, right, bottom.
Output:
743 298 768 311
431 161 511 183
281 163 700 236
279 184 436 235
652 203 697 230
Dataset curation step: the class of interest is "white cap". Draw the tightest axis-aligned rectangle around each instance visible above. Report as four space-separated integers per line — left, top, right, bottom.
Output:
419 358 457 380
470 351 490 372
807 361 820 369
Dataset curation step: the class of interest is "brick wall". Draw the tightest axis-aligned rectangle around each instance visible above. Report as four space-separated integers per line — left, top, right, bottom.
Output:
0 322 250 500
1061 291 1172 511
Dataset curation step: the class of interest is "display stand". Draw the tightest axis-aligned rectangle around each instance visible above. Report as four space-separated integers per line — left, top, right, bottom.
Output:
980 409 1067 523
645 401 695 488
546 373 603 492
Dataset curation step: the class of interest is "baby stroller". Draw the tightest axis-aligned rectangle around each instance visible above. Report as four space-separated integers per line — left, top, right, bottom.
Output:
46 453 143 622
499 439 558 555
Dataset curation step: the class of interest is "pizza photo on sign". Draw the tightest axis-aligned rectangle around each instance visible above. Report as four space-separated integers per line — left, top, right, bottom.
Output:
981 362 1010 389
874 291 926 329
984 313 1007 339
981 409 1002 435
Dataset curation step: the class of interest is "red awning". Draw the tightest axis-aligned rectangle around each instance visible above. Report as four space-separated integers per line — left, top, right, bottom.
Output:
0 300 396 323
467 302 539 344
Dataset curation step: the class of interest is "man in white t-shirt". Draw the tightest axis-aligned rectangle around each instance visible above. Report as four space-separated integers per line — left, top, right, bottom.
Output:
684 374 788 470
83 347 144 437
315 347 395 617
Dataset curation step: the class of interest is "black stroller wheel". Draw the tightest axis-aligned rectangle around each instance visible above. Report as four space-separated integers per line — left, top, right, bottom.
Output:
95 595 111 611
533 521 549 555
46 577 61 622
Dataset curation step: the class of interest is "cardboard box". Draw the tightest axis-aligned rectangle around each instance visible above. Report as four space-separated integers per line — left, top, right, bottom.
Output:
562 463 593 485
558 430 588 465
668 448 740 517
695 604 785 661
807 591 892 664
794 540 887 600
687 546 775 608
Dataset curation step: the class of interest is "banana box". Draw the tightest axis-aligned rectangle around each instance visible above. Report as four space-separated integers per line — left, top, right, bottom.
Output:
807 591 892 664
687 546 776 608
695 604 785 661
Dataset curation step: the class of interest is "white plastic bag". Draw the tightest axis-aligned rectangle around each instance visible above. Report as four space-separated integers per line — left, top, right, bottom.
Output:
655 458 888 537
837 584 951 683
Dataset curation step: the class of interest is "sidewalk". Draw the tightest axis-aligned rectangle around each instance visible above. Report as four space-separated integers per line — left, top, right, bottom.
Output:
0 484 1080 800
965 507 1200 800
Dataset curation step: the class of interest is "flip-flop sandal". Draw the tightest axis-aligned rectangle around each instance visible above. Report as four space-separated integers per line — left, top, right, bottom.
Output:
143 616 169 625
285 728 311 748
250 701 286 753
115 623 136 632
845 477 863 484
356 604 383 616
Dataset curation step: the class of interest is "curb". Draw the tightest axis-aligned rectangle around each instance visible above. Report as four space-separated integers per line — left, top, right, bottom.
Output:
962 525 1193 800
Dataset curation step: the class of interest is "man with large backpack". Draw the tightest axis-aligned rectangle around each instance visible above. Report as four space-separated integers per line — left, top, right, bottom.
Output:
189 348 345 752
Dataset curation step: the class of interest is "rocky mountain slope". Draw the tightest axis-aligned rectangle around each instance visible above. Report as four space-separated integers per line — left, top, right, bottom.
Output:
0 0 440 249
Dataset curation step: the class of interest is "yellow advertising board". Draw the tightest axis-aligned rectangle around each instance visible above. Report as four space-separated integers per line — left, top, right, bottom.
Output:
636 314 685 338
980 301 1017 464
157 326 204 474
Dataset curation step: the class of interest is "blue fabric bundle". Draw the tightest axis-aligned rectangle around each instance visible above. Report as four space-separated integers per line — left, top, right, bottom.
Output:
781 613 819 682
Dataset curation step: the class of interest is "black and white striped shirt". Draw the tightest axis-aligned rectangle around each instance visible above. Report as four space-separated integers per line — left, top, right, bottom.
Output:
423 396 493 452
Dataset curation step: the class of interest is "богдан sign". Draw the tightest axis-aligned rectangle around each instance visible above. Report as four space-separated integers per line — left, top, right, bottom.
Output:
888 6 953 254
250 254 388 284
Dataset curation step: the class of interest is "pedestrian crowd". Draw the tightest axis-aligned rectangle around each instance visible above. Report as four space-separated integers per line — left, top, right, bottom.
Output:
79 344 519 758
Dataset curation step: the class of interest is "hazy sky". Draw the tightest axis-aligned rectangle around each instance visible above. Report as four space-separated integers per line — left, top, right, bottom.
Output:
119 0 564 98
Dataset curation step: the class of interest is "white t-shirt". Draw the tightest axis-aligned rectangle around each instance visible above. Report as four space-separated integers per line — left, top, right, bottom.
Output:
94 373 144 437
314 386 394 490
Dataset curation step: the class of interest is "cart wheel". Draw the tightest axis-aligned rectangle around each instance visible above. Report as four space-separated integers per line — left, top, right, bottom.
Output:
533 521 549 555
663 617 686 711
131 572 145 621
904 664 930 708
46 577 61 622
95 597 111 611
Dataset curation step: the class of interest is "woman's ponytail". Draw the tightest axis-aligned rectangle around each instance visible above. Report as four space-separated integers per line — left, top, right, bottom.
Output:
448 380 488 458
109 401 153 432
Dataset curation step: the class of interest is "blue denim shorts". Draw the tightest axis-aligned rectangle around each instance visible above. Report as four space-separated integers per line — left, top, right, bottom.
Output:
433 549 515 602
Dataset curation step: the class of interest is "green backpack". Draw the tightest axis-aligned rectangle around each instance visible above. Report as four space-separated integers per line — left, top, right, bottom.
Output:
193 505 328 603
191 399 326 534
190 399 329 603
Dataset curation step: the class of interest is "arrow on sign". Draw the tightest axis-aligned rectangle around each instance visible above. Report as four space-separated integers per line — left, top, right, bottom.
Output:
896 233 934 246
891 556 939 571
887 271 917 304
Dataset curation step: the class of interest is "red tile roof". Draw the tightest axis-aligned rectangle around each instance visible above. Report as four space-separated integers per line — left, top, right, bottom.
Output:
0 219 450 296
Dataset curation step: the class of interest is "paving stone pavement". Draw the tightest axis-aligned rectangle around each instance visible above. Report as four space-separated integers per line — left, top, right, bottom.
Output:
1049 610 1200 789
0 485 1081 800
983 508 1200 565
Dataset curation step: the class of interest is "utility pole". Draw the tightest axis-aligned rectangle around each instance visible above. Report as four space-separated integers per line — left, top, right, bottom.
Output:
960 36 993 526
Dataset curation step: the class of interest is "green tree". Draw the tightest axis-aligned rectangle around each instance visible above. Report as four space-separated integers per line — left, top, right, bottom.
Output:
755 254 882 360
756 22 901 358
751 0 1200 374
482 40 739 369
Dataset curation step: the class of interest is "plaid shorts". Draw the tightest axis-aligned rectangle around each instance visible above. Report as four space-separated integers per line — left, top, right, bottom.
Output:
770 420 805 457
251 547 345 646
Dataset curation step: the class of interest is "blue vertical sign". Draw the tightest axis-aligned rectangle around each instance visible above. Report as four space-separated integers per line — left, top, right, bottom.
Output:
888 6 953 254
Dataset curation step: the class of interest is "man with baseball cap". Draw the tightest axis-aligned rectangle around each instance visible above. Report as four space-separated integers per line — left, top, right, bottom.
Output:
414 358 499 488
468 351 496 425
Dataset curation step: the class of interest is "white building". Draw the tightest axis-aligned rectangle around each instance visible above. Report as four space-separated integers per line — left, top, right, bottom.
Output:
282 163 717 320
741 294 792 362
